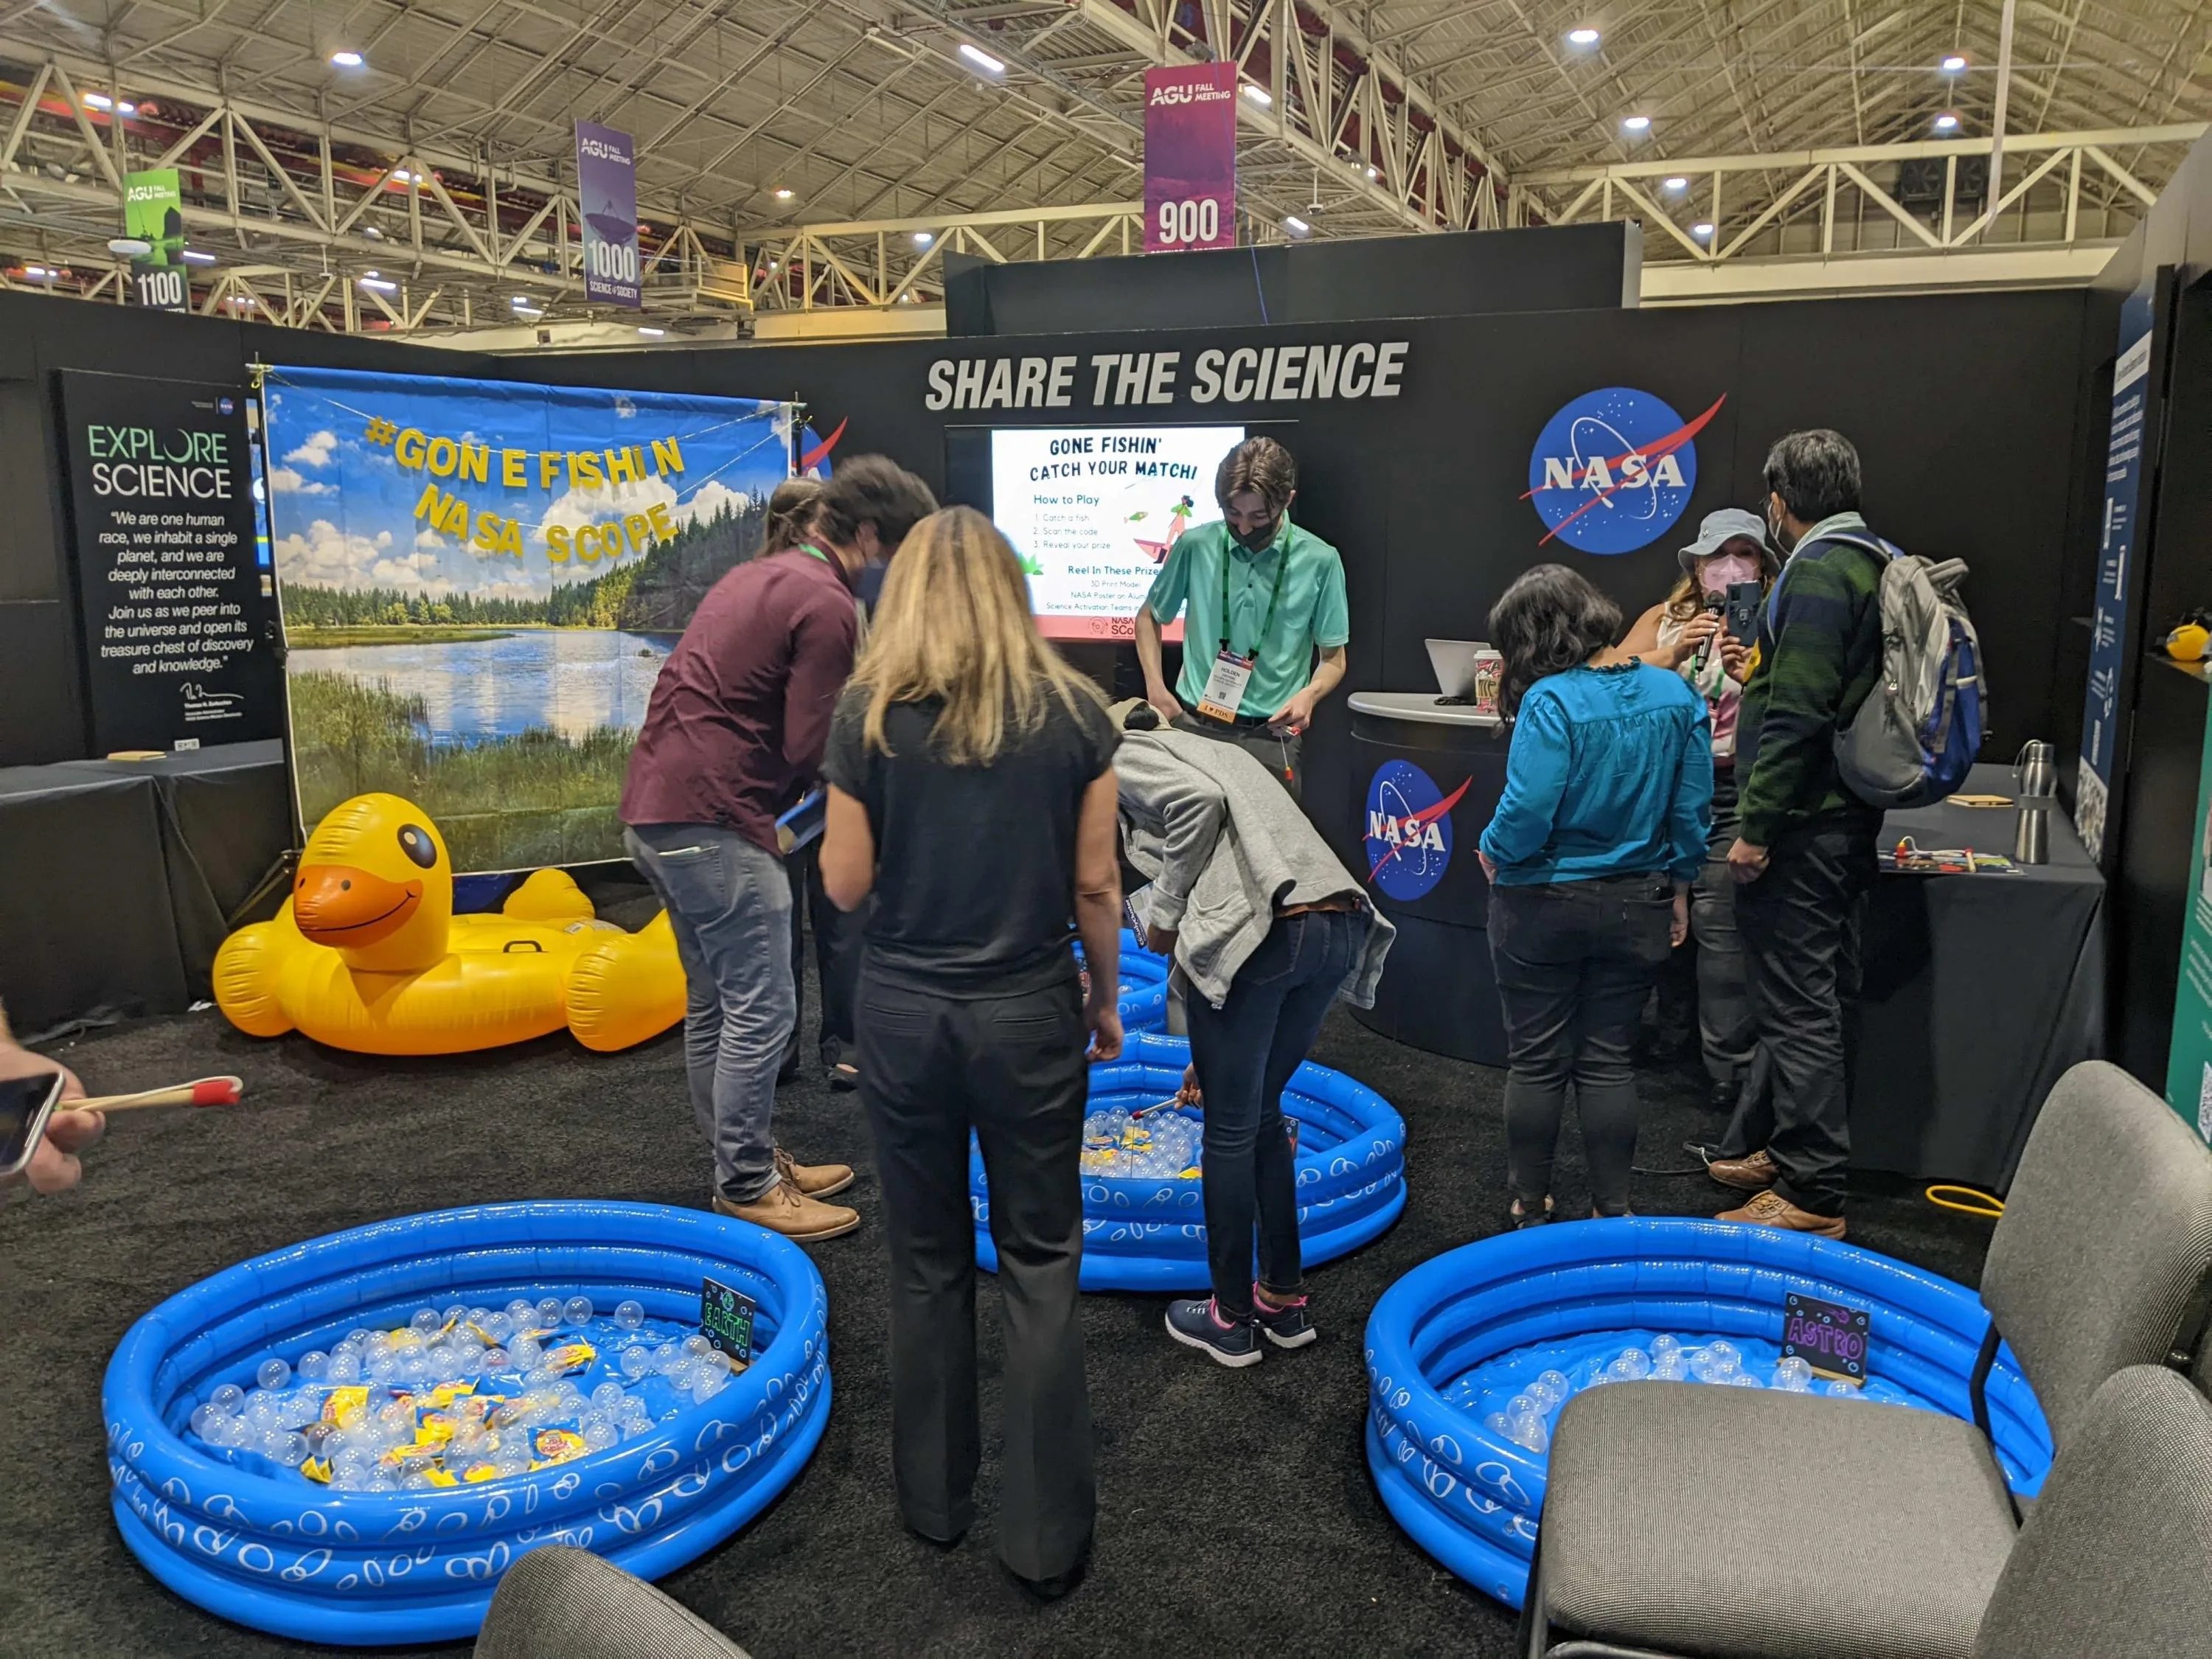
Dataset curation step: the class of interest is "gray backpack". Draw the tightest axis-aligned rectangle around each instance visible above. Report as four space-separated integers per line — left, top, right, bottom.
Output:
1821 533 1986 809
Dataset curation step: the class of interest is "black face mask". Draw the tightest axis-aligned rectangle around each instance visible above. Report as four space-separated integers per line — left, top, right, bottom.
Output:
1229 513 1281 553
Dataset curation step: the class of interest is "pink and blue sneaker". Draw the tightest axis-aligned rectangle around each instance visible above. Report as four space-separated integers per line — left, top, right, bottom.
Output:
1165 1297 1262 1368
1251 1284 1316 1349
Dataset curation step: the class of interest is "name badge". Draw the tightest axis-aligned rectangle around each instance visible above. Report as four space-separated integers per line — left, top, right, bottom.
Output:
1196 650 1254 722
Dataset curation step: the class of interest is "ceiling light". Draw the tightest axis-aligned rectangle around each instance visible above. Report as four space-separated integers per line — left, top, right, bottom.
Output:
1242 83 1273 106
330 50 364 68
1690 221 1714 238
769 258 780 269
392 169 416 183
107 237 153 257
25 265 51 278
83 92 114 109
1940 54 1966 73
119 102 137 115
638 325 666 337
1284 214 1310 235
181 248 216 264
1366 164 1380 180
1933 111 1959 131
913 231 933 246
1662 175 1688 192
511 295 534 307
772 187 794 201
1621 114 1651 132
364 225 384 239
959 42 1005 74
358 276 397 292
1566 27 1600 46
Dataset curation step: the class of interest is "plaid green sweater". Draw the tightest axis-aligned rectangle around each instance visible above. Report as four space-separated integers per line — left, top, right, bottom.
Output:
1734 521 1886 845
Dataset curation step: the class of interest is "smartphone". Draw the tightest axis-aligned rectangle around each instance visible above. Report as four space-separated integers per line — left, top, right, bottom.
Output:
0 1068 65 1180
1725 580 1765 643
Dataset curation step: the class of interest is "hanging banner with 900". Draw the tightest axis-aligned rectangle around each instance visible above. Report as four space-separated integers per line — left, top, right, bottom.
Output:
576 120 641 308
1144 64 1237 254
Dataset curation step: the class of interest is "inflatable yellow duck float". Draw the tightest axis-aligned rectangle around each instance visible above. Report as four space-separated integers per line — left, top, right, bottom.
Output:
214 793 686 1055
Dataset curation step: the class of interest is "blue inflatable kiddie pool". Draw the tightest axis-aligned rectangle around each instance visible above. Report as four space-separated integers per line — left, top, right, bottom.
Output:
1364 1217 2053 1610
103 1201 831 1645
1077 929 1171 1033
973 1031 1407 1292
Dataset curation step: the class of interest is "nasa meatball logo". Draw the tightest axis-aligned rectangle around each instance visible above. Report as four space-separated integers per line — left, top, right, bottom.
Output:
1366 760 1472 902
1525 387 1727 555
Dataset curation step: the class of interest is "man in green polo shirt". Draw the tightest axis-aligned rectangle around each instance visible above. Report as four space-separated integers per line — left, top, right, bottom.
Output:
1133 437 1349 799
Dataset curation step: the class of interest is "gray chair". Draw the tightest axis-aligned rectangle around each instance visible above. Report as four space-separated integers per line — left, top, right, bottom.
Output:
1526 1060 2212 1659
1523 1366 2212 1659
473 1547 751 1659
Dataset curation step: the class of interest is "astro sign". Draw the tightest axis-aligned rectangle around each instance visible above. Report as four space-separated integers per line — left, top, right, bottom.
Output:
1524 387 1726 555
1365 760 1472 902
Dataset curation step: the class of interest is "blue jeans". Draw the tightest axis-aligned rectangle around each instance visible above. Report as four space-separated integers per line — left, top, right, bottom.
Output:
1185 909 1360 1319
1488 872 1674 1216
625 823 794 1203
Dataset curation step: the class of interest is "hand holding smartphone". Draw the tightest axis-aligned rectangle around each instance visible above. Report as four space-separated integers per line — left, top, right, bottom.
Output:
0 1068 66 1181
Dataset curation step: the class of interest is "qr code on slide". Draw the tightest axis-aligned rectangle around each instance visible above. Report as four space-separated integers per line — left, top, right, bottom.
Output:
2197 1061 2212 1144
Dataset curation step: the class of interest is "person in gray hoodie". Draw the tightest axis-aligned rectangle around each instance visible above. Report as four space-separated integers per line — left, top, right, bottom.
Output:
1113 705 1394 1366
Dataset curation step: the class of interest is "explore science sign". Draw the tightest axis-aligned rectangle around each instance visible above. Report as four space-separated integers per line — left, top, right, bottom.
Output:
260 365 791 871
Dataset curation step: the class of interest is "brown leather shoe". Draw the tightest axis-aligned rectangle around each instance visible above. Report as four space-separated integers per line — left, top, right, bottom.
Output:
775 1145 854 1200
1717 1188 1846 1239
714 1178 860 1240
1706 1147 1780 1192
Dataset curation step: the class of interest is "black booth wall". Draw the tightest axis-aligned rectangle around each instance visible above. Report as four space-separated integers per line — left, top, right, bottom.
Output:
1 285 2094 869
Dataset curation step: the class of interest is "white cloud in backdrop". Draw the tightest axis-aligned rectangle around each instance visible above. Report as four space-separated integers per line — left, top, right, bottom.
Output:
267 465 328 495
284 429 338 468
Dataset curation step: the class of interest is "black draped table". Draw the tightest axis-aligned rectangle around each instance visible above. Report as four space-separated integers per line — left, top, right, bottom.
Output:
0 741 291 1035
1850 762 2104 1190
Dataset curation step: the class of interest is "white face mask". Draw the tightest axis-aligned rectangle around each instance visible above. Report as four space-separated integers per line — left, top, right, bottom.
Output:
1699 552 1761 597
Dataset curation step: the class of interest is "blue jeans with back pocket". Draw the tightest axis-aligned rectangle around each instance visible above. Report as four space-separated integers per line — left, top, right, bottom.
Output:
624 822 793 1203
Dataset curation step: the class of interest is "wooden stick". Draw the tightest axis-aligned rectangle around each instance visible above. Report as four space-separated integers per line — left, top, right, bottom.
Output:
75 1076 244 1113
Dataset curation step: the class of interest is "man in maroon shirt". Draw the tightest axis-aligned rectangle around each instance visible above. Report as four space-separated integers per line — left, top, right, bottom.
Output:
623 456 937 1240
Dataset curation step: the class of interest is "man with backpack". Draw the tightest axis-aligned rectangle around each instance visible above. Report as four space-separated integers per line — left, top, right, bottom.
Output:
1706 430 1889 1240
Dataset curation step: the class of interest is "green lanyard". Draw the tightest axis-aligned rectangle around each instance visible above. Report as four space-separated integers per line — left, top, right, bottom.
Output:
1218 531 1290 658
796 543 830 565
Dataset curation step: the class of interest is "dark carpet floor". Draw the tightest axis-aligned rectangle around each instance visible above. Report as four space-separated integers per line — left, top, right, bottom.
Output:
1 960 1998 1659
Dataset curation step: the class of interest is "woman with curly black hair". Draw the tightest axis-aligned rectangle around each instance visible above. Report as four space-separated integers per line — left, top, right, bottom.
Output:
1477 564 1713 1226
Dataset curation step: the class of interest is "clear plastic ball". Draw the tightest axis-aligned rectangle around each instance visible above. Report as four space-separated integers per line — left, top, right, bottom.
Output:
1650 1334 1682 1360
1610 1348 1652 1381
509 1337 543 1370
583 1419 619 1451
651 1342 680 1373
296 1349 330 1383
1728 1372 1764 1388
681 1334 713 1357
209 1383 245 1414
563 1295 594 1326
535 1297 563 1328
189 1404 223 1439
1773 1357 1815 1391
484 1312 514 1343
592 1382 626 1413
1505 1393 1537 1419
613 1299 645 1331
505 1298 535 1326
619 1346 652 1380
409 1307 441 1336
481 1346 509 1371
442 1303 469 1329
257 1357 292 1391
1823 1379 1859 1398
692 1371 727 1403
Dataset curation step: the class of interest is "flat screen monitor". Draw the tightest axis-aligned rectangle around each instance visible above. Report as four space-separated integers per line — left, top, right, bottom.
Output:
981 423 1247 642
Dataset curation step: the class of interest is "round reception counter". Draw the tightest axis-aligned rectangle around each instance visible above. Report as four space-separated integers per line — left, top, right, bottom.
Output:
1349 692 1512 1066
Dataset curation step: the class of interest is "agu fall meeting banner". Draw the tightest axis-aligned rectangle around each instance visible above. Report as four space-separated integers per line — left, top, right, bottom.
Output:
260 366 793 872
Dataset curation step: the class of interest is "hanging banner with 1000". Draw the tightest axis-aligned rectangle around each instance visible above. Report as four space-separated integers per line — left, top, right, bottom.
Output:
1144 64 1237 254
576 120 641 308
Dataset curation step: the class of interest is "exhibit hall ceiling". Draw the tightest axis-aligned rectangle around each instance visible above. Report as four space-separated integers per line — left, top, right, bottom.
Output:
1 0 2207 331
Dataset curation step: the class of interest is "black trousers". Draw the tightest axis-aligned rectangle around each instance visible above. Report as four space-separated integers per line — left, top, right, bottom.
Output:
855 966 1095 1581
782 841 861 1072
1728 815 1877 1215
1172 711 1304 799
1488 874 1674 1215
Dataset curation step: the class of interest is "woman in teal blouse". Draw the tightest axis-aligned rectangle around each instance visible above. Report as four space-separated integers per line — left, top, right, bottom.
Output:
1477 565 1713 1225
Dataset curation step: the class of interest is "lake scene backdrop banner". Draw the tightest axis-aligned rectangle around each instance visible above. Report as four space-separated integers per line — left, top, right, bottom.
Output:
260 365 793 872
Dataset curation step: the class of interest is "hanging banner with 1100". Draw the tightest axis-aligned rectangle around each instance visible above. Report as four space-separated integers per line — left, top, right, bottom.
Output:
576 120 641 308
1144 63 1237 254
125 167 188 312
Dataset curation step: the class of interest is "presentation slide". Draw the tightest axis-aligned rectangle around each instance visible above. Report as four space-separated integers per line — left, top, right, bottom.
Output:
990 424 1245 641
